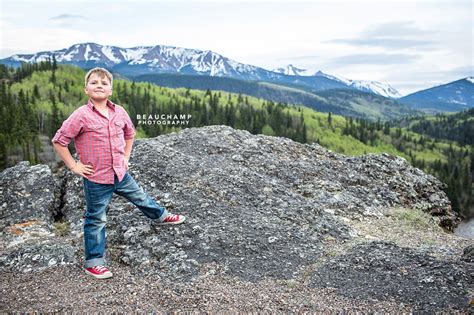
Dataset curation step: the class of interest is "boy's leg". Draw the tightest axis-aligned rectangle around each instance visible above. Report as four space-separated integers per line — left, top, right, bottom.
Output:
114 172 169 221
83 178 114 268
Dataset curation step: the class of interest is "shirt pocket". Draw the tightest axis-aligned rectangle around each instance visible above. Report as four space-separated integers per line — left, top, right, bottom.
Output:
84 124 105 142
114 120 125 137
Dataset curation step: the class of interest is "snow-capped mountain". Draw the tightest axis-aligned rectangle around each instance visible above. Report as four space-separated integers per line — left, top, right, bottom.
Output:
0 43 365 94
4 42 472 114
271 68 401 98
0 42 419 100
313 70 401 98
313 70 351 84
347 80 401 98
1 42 402 98
273 64 309 76
1 42 282 81
399 77 474 112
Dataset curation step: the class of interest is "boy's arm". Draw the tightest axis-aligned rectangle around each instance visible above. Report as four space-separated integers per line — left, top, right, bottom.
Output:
52 109 93 178
53 143 94 177
53 143 77 170
124 138 133 161
124 138 134 170
121 106 136 169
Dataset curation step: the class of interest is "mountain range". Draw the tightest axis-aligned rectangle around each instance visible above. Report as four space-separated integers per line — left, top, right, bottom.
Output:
1 42 472 113
399 77 474 113
0 42 401 98
273 66 402 98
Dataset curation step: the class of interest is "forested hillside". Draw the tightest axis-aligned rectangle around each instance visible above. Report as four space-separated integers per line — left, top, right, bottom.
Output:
0 62 471 218
392 110 474 146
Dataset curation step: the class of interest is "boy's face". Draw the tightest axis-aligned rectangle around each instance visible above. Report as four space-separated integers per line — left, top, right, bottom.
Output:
84 73 112 101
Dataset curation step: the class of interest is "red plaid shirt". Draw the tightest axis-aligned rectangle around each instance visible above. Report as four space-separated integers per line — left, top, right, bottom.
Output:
52 99 136 184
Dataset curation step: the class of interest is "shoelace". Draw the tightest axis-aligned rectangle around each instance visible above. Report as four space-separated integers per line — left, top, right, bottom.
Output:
93 265 108 273
166 214 179 221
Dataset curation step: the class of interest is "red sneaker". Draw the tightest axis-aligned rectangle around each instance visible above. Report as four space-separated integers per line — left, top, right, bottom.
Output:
159 213 186 225
85 265 113 279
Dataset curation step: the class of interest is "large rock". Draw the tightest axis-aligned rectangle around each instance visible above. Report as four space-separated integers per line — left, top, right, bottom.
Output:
0 126 470 311
0 161 60 229
85 125 454 281
0 161 77 272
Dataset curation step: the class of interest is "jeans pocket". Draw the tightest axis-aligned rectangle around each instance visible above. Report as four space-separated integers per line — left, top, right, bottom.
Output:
85 180 110 201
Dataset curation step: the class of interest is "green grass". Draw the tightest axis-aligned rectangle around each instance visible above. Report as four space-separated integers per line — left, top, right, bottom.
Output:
391 207 438 230
53 221 70 236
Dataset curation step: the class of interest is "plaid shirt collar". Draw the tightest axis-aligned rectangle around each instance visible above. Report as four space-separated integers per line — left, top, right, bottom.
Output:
87 99 116 112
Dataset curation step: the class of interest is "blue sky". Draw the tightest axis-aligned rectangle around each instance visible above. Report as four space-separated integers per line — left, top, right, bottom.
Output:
0 0 472 95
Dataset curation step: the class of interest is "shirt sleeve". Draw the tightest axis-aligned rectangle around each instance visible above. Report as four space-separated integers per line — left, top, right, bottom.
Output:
122 108 136 140
51 109 84 146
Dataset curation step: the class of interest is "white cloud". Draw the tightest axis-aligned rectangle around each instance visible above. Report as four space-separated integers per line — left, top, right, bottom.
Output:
49 14 88 21
0 0 471 95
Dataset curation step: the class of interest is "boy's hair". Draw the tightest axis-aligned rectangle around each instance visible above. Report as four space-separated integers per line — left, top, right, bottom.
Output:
84 67 113 87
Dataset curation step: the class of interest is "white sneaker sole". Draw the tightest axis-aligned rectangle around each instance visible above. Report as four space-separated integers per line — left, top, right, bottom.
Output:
85 269 113 279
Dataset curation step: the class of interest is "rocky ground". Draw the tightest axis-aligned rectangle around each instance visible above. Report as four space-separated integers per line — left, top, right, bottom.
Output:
0 125 472 313
1 261 416 313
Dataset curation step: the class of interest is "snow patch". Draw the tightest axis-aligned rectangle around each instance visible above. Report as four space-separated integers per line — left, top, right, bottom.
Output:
84 44 91 60
129 58 148 65
448 99 467 105
350 80 401 98
313 70 401 98
101 46 121 63
314 70 351 84
121 47 148 61
12 55 28 62
273 64 308 76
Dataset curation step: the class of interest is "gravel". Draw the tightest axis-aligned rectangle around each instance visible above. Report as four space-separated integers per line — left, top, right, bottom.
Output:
1 260 417 313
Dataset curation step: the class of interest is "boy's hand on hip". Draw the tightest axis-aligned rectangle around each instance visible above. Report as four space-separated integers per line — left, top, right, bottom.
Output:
71 161 94 178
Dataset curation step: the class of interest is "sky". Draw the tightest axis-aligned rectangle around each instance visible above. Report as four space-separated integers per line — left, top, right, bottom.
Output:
0 0 472 96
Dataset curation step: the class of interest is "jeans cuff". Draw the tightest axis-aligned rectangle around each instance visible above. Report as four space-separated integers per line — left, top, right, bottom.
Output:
85 257 106 268
157 208 169 222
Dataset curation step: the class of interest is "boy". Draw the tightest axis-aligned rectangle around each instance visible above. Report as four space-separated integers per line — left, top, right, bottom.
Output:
52 67 185 279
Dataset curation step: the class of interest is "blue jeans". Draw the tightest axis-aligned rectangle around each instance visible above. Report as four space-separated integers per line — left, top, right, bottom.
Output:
82 172 168 268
